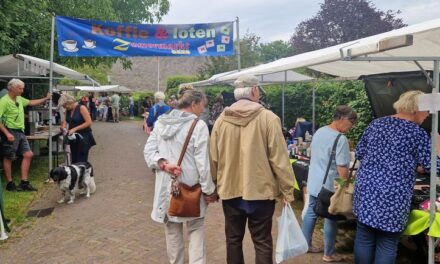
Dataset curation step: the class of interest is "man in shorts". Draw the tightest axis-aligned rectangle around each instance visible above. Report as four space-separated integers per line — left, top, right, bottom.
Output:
0 79 51 191
110 93 120 123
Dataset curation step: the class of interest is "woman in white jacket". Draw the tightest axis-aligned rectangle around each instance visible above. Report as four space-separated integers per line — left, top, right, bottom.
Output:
144 90 217 264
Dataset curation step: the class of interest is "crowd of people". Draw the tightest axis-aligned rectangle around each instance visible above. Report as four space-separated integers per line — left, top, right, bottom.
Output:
144 74 294 264
144 85 224 135
143 74 440 264
2 75 439 263
80 92 123 123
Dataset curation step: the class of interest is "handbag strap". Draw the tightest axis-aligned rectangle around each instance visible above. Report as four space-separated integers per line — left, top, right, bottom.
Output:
177 118 199 166
322 134 342 185
347 159 357 181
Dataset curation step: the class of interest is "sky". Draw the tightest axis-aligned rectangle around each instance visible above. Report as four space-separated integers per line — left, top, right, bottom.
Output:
160 0 440 43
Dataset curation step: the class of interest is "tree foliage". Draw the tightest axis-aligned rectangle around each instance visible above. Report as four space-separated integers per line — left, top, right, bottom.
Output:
197 32 261 79
258 40 291 63
166 75 200 90
197 33 292 79
0 0 170 69
290 0 406 54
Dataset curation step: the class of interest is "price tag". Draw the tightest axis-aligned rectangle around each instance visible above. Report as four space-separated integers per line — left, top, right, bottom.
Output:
418 93 440 113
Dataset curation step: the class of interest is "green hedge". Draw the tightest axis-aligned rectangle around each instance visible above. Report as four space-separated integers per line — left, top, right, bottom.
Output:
165 75 373 144
264 80 373 144
166 75 200 90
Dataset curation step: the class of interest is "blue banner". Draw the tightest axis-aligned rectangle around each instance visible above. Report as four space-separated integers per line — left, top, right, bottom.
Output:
56 16 234 57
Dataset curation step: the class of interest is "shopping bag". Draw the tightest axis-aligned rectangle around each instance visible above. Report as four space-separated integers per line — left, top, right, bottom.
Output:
276 203 308 263
328 179 354 218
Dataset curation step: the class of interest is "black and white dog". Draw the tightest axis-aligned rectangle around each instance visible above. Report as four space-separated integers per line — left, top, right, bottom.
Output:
49 162 96 204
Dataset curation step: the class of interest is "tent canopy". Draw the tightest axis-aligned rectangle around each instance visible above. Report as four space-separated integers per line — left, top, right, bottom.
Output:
258 70 314 84
188 69 314 87
216 18 440 82
57 85 131 93
0 54 99 84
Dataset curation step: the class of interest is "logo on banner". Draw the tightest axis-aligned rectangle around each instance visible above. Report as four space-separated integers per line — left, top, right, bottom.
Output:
113 38 130 51
56 16 234 57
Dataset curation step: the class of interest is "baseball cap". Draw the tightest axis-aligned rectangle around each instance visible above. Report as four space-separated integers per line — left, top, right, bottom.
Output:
234 74 266 94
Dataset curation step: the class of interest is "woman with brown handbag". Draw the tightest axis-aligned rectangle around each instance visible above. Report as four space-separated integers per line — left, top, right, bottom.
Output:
144 89 217 264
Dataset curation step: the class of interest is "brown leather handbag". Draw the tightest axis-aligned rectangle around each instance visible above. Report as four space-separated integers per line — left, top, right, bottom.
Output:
168 119 202 218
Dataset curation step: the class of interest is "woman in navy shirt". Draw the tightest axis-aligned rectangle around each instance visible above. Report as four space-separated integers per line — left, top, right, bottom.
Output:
60 94 96 163
354 90 440 264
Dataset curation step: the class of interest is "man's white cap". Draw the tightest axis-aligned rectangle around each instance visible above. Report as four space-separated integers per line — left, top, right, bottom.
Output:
233 74 265 94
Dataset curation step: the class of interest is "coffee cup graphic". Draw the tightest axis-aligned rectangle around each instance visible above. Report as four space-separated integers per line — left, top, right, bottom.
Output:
84 39 96 48
62 40 77 51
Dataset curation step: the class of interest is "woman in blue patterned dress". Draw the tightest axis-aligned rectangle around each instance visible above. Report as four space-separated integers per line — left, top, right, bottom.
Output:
353 90 440 264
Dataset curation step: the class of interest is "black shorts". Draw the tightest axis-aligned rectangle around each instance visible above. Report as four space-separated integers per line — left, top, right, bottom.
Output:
1 129 31 160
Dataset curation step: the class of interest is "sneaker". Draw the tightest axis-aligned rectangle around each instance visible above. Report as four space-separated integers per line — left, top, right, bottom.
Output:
5 181 17 192
18 182 38 192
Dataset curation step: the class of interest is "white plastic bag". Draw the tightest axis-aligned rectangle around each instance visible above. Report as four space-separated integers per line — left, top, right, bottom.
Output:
276 203 308 263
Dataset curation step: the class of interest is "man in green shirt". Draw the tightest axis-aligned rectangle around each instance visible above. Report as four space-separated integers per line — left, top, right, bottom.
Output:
0 79 51 192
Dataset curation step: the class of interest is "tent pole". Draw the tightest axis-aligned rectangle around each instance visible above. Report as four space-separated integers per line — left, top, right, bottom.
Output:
312 85 316 134
429 60 439 264
48 14 55 175
282 71 286 127
236 17 241 71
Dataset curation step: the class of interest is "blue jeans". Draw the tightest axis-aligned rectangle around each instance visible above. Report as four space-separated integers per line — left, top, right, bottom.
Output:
354 221 401 264
302 195 338 256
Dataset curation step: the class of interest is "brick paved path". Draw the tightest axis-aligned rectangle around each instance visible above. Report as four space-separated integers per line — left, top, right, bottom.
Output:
0 121 348 263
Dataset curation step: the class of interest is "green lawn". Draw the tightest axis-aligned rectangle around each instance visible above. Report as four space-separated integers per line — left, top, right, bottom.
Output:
1 154 60 227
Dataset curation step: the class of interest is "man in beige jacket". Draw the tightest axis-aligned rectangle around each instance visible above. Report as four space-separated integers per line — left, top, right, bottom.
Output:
210 74 295 264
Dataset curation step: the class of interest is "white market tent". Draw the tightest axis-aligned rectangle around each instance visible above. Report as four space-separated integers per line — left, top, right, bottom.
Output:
189 68 314 87
216 18 440 82
257 70 314 84
189 70 239 87
208 18 440 263
187 68 314 125
0 53 102 183
74 85 131 93
56 84 131 93
0 54 99 84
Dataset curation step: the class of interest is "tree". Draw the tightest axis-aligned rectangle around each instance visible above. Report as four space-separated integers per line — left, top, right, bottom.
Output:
290 0 406 54
257 40 291 63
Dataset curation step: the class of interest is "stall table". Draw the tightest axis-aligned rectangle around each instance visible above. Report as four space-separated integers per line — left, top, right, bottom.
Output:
26 127 62 166
291 158 310 198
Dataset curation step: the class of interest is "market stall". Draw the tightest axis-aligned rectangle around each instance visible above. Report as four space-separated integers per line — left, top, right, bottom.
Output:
0 53 99 174
187 18 440 263
0 54 98 84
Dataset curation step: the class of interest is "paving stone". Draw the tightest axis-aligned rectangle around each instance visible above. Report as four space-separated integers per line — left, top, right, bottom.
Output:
0 121 349 263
